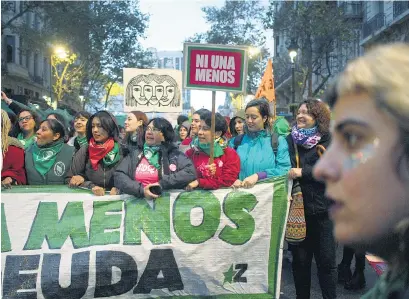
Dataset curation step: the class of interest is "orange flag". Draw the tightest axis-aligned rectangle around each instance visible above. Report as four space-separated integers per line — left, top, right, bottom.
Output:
255 59 276 103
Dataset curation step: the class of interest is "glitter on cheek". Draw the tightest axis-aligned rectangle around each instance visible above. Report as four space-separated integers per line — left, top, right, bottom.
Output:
343 138 380 171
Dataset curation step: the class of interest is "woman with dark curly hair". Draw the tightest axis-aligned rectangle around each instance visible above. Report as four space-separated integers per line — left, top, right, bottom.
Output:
286 99 337 299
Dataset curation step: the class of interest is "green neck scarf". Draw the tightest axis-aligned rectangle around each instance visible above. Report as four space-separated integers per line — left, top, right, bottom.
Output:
102 142 120 167
361 268 409 299
32 139 64 176
76 136 88 148
143 143 161 169
193 137 225 158
17 133 35 149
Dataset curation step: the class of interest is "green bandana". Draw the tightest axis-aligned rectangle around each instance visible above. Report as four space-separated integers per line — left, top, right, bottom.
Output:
32 139 64 176
17 133 35 150
76 136 88 148
361 268 409 299
102 142 120 167
193 137 225 158
143 144 161 169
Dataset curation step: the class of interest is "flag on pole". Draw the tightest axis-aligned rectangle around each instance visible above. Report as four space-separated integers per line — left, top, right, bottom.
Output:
255 59 276 103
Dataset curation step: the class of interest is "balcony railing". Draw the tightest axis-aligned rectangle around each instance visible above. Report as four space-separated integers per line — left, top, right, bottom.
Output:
393 1 409 19
362 13 385 39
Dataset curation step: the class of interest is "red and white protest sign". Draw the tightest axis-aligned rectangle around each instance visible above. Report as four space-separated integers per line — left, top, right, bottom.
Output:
183 43 248 93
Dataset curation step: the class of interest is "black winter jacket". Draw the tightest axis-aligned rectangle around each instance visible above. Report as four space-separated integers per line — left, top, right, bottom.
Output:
286 133 331 215
114 143 197 197
65 144 125 190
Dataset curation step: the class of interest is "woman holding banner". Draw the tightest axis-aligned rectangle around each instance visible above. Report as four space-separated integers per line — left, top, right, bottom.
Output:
229 98 291 188
314 43 409 299
1 110 26 188
66 111 124 196
25 118 74 185
185 112 240 190
114 118 196 199
286 99 337 299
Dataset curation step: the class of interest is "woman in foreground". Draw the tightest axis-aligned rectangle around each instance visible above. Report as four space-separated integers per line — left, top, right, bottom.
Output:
314 43 409 299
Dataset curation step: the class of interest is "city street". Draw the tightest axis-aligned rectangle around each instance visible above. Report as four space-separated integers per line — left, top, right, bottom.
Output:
280 245 379 299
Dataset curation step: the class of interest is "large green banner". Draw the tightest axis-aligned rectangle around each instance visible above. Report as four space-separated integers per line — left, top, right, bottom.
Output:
1 176 289 298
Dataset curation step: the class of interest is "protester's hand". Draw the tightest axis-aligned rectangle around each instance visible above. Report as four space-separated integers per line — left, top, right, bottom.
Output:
288 168 302 179
92 186 105 196
1 91 12 105
232 179 242 188
186 180 199 191
69 175 85 187
110 187 119 195
242 174 258 189
144 183 160 200
1 177 13 189
206 163 216 176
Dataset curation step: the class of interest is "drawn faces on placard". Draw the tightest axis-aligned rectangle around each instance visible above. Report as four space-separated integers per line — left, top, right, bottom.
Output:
126 74 179 108
158 82 176 106
132 83 148 106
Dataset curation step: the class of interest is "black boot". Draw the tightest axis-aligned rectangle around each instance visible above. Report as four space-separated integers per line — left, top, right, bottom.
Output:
337 263 352 284
344 269 366 290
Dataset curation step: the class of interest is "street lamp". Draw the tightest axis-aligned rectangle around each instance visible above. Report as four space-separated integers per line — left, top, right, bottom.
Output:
50 46 75 109
288 40 298 105
54 47 68 59
248 47 261 58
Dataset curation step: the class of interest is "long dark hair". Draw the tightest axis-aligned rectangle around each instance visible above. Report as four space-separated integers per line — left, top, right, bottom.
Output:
10 109 41 138
245 98 272 131
86 111 119 142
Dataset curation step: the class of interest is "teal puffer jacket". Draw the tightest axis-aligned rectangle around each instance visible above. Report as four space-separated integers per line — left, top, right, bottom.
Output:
229 130 291 180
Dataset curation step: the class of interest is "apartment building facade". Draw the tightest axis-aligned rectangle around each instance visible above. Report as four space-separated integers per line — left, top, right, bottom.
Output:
1 1 52 108
2 1 83 113
361 1 409 48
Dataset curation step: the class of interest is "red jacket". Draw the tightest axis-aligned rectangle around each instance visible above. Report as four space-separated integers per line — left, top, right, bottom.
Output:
2 145 27 185
185 147 240 189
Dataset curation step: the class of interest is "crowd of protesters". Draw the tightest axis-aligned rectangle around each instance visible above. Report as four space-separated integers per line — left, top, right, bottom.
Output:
1 43 409 299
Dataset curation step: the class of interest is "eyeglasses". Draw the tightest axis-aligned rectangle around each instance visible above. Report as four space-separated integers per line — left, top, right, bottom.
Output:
146 126 161 133
18 116 33 122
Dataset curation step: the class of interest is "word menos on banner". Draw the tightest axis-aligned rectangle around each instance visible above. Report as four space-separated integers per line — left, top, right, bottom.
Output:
183 43 248 93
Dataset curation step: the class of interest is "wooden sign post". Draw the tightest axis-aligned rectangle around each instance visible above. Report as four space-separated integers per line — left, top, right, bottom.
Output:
182 43 249 164
209 90 216 164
